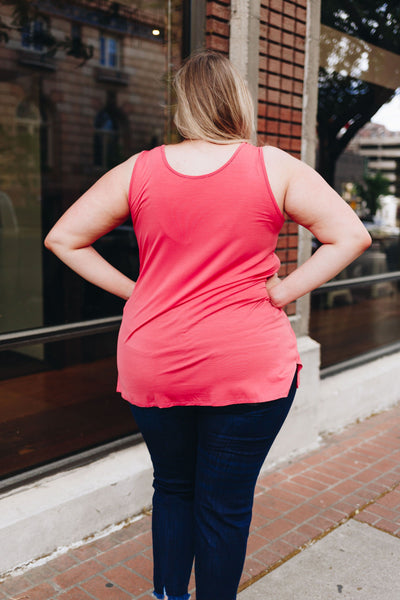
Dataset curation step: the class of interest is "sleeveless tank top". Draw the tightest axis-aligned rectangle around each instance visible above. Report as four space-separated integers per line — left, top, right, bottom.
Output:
116 142 301 407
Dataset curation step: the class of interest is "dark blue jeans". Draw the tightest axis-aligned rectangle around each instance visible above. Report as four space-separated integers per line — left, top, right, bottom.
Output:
129 370 297 600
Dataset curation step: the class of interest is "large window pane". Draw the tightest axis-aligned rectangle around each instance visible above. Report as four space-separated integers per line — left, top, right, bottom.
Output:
313 1 400 368
0 333 137 480
311 274 400 369
0 0 186 481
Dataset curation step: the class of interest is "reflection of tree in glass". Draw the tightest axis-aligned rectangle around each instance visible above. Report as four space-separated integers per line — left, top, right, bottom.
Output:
322 0 400 54
318 0 400 185
354 172 391 218
0 0 93 62
317 69 394 185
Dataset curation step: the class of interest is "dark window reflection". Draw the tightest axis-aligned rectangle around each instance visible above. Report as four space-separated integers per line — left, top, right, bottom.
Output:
94 109 120 169
314 1 400 368
21 19 47 51
0 0 185 481
100 34 119 68
0 334 139 482
311 280 400 368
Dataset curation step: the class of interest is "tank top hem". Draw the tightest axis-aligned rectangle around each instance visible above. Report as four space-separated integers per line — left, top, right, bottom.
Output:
117 362 302 408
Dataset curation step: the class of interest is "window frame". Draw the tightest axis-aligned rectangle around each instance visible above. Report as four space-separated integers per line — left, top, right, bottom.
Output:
99 33 121 69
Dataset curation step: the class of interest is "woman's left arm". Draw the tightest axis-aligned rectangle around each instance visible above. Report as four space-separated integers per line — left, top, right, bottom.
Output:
44 155 138 300
264 149 372 308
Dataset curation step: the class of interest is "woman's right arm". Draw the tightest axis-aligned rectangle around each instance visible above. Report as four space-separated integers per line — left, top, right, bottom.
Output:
264 148 372 308
44 155 138 300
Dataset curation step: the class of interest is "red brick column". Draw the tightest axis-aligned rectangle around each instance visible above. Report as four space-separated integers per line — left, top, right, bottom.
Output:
205 0 306 316
206 1 231 54
258 0 306 156
259 0 307 315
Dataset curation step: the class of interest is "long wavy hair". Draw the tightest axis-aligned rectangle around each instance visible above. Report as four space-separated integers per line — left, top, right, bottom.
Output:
173 50 255 144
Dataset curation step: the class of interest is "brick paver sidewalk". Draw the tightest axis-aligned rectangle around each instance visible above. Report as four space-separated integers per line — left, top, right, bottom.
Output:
1 403 400 600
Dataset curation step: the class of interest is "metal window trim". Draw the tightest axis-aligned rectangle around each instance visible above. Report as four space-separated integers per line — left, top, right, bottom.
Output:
312 271 400 294
1 270 399 350
320 340 400 379
0 313 305 351
0 432 143 494
0 316 122 351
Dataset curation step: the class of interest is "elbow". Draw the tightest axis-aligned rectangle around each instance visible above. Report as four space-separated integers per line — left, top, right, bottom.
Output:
44 234 52 251
44 231 58 253
335 225 372 260
44 229 68 255
44 229 86 256
349 226 372 259
359 228 372 252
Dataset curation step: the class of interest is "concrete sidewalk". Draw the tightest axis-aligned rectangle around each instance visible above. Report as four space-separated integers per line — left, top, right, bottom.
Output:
238 519 400 599
1 402 399 600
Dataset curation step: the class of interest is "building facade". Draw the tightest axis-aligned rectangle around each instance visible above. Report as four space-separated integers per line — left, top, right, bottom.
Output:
0 0 399 576
351 122 400 197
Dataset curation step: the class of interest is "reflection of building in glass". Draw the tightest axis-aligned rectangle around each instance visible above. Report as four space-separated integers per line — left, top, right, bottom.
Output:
0 0 183 498
0 0 309 483
334 150 365 196
313 1 400 372
375 195 400 229
350 122 400 196
0 0 167 338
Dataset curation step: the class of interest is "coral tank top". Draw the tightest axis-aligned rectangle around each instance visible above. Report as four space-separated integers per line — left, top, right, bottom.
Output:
116 142 301 407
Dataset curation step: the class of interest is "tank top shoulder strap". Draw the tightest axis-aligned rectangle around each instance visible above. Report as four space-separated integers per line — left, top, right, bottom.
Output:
255 144 285 224
128 148 152 219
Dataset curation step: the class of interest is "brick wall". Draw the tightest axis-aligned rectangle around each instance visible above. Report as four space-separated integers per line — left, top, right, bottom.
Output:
259 0 307 315
205 0 307 315
206 1 230 54
258 0 306 156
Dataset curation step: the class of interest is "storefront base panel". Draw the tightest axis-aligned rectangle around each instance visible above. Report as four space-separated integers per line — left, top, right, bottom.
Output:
0 443 153 578
319 349 400 435
263 335 322 469
1 337 400 578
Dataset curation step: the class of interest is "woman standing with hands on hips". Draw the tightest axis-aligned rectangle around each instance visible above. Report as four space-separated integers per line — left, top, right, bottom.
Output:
45 50 371 600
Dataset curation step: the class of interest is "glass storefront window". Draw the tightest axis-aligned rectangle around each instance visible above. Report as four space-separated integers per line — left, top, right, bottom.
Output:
0 0 188 482
312 1 400 369
93 109 120 168
0 333 136 481
311 268 400 369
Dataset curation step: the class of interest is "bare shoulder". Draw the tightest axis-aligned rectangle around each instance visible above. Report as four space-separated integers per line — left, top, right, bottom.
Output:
75 152 142 211
260 145 300 210
261 145 303 173
262 145 338 208
115 152 141 187
95 152 142 199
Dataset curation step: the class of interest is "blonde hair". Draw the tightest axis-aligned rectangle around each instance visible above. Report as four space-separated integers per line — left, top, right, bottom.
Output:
173 50 255 144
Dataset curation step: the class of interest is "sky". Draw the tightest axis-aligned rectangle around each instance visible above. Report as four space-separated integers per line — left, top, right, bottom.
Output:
371 90 400 131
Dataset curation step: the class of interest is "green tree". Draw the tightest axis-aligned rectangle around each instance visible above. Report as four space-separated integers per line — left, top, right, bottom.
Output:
318 0 400 185
355 171 391 217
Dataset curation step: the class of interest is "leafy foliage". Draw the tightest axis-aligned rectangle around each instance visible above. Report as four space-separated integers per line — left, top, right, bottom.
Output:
355 171 392 217
318 0 400 185
321 0 400 54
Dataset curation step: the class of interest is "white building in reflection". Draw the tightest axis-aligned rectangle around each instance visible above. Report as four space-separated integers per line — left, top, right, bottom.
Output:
350 122 400 197
375 195 400 230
